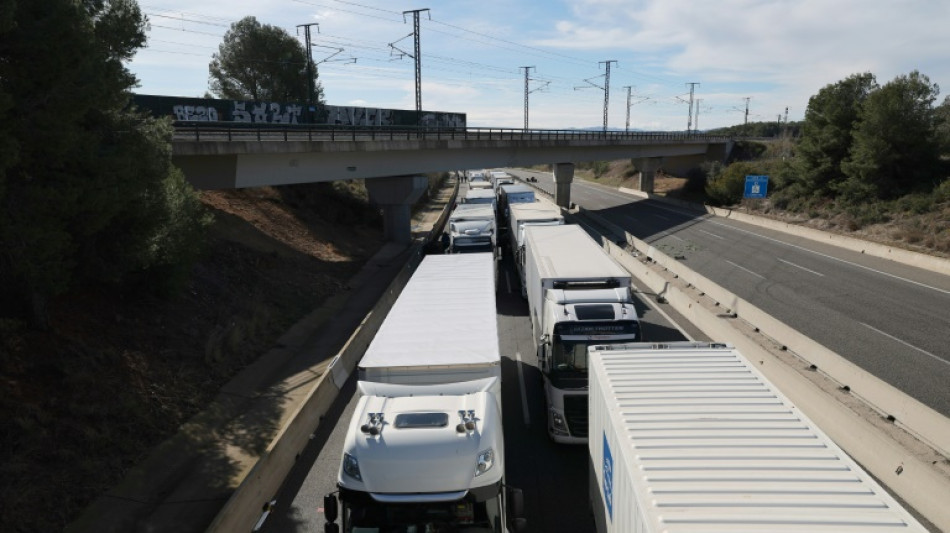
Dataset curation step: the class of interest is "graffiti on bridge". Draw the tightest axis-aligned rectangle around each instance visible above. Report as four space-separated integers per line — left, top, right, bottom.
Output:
136 94 466 128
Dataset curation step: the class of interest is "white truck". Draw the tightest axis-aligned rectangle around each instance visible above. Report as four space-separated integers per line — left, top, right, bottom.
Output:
443 203 497 254
588 341 928 533
508 201 563 298
468 170 492 190
523 224 640 444
496 184 536 226
490 171 515 191
324 253 526 533
463 188 497 208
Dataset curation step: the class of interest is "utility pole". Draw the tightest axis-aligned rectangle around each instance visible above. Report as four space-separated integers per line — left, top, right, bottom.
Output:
521 66 534 131
401 8 430 122
622 86 650 133
686 82 699 134
624 86 632 132
743 97 751 136
296 23 320 121
600 60 618 132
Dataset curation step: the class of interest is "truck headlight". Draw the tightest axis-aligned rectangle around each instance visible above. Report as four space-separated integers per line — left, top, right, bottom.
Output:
343 453 362 481
549 408 569 436
474 448 494 477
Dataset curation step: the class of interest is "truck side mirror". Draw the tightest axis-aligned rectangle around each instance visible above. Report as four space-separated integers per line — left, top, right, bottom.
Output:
323 494 338 523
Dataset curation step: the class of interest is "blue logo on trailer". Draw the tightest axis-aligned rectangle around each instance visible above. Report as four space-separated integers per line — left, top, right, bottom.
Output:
744 175 769 199
603 433 614 521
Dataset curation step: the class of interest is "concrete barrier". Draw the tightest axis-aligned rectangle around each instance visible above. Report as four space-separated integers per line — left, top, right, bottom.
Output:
206 181 459 532
572 207 950 531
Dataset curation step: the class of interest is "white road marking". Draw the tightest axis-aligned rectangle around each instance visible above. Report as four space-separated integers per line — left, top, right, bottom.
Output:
633 290 695 341
515 351 531 425
778 258 824 277
699 229 725 240
724 260 765 279
860 323 949 367
699 216 950 296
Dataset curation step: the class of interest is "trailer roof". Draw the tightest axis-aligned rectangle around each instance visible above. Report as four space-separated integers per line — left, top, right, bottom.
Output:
360 253 500 369
509 202 562 223
450 204 494 219
525 224 628 280
588 342 927 532
464 188 495 199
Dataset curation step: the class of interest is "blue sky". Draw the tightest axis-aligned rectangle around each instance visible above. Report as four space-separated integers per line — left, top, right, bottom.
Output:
129 0 950 130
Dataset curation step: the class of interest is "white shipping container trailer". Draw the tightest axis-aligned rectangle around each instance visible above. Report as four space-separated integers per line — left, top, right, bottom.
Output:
507 201 563 298
588 342 928 533
358 253 501 396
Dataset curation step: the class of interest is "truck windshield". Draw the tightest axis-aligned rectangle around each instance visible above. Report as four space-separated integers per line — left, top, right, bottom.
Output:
551 320 640 375
344 495 501 532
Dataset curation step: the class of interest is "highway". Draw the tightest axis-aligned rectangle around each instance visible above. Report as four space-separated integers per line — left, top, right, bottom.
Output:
508 168 950 418
258 211 705 533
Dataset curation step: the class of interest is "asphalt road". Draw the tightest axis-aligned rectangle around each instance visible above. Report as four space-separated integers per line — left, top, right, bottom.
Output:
507 168 950 418
258 220 702 533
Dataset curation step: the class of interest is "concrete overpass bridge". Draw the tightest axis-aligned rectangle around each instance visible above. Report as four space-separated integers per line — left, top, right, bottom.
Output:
172 123 733 242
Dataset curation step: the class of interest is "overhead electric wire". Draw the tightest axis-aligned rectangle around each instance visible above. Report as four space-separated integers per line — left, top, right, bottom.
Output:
141 1 705 124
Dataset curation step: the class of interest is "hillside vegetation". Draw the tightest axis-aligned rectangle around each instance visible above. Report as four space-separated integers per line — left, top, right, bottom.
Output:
0 182 385 532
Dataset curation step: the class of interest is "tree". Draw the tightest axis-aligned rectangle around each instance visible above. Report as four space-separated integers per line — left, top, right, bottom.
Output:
795 73 877 196
208 16 323 105
0 0 209 324
840 71 943 201
935 96 950 156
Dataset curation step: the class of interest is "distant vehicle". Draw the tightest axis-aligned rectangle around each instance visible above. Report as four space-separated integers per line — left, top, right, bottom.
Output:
468 171 492 190
497 183 536 225
324 254 526 533
463 188 497 208
523 224 640 444
490 170 515 191
588 342 928 533
443 203 496 254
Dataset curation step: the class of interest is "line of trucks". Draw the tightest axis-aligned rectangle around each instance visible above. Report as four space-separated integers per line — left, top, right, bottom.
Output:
321 169 926 532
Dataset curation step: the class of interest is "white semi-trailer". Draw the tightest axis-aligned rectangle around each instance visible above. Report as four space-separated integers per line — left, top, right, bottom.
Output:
443 203 496 254
588 342 928 533
496 183 536 226
508 201 563 298
463 188 497 207
523 224 640 444
324 253 525 533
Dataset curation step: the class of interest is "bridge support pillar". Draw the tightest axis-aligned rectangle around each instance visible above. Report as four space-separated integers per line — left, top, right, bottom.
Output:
636 157 663 194
366 175 429 244
553 162 574 209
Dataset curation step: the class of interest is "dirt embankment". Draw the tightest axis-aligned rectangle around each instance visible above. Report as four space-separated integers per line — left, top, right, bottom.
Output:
0 184 383 532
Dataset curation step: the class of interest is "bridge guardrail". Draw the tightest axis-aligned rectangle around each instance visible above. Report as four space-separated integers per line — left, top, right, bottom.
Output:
172 121 734 144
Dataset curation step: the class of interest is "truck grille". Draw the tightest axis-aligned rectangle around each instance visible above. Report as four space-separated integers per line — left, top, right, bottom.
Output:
563 394 588 438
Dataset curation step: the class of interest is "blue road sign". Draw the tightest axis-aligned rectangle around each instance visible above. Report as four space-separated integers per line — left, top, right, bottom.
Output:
744 175 769 199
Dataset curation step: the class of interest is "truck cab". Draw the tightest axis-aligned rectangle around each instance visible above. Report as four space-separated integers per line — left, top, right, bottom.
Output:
536 286 640 443
326 379 525 533
444 204 496 254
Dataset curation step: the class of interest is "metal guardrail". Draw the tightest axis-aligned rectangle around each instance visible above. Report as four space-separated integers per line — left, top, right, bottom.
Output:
172 121 735 143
